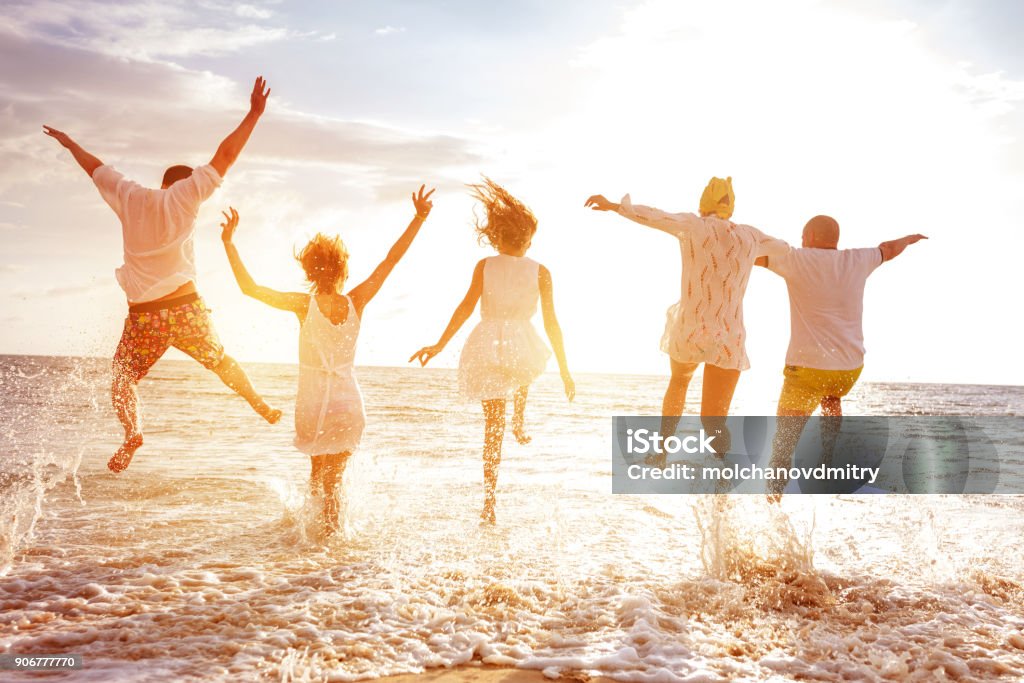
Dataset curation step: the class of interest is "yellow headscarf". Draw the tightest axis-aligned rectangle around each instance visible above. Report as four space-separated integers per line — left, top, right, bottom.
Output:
699 176 735 219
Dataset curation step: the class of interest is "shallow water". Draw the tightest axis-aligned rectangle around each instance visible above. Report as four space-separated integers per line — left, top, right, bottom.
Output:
2 356 1024 681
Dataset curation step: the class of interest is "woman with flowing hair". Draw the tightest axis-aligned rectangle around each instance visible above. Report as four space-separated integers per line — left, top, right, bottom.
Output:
411 178 574 524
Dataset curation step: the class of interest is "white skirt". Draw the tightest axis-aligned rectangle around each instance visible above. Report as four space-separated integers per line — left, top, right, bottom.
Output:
459 319 551 401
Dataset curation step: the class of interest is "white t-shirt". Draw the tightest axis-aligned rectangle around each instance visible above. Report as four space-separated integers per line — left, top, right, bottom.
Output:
765 247 884 370
93 164 223 303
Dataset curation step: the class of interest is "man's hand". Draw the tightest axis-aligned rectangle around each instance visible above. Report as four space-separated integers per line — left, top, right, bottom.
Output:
220 206 240 242
249 76 270 117
211 76 271 177
880 233 928 262
412 184 435 218
585 194 619 212
43 125 103 176
42 125 75 149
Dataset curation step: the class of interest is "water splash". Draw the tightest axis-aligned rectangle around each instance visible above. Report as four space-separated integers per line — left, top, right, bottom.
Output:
0 358 97 571
694 495 831 610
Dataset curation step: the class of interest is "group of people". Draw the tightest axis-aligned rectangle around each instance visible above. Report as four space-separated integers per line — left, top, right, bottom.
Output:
44 76 926 533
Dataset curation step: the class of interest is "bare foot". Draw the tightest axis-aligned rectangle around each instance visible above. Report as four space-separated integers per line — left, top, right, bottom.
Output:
481 500 496 526
644 452 667 469
320 515 340 540
257 405 282 424
108 433 143 473
512 426 532 445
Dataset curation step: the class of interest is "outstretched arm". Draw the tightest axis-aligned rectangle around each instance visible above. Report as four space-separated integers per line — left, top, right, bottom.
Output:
42 126 103 177
539 265 575 401
879 234 928 262
220 207 308 318
585 193 697 237
210 76 271 177
348 185 434 316
409 260 484 366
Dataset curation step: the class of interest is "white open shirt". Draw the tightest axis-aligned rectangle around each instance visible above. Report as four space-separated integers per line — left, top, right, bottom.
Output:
617 194 790 370
93 164 222 304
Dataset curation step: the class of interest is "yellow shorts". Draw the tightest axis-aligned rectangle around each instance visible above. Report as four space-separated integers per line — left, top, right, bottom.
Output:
777 365 863 414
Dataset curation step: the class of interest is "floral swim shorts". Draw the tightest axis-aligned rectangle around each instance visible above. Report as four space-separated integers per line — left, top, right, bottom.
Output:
113 294 225 381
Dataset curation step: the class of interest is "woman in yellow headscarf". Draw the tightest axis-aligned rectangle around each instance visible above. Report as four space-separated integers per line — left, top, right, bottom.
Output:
585 178 790 457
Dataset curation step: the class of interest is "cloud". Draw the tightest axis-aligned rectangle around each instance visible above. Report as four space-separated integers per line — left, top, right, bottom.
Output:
1 0 293 60
0 23 482 195
235 4 273 20
374 26 406 36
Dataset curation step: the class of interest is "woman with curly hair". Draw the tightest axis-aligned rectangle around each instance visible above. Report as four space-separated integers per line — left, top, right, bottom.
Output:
411 178 574 525
221 185 435 537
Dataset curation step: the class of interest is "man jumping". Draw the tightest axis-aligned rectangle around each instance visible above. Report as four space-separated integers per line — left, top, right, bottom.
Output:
755 215 926 500
43 76 281 473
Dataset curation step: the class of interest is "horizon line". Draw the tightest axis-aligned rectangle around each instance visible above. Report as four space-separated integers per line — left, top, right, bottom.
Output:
2 352 1022 389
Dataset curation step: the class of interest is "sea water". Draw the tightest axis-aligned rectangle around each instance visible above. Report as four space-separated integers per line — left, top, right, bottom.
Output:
2 355 1024 681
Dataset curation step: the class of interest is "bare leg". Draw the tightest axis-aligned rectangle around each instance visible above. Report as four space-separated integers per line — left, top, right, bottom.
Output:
767 407 814 504
316 452 350 537
482 399 506 525
819 396 843 466
211 355 282 423
699 364 741 457
512 386 531 445
108 366 144 473
310 457 324 499
650 360 699 467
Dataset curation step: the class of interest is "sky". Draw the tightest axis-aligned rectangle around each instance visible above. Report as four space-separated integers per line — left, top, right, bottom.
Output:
1 0 1022 387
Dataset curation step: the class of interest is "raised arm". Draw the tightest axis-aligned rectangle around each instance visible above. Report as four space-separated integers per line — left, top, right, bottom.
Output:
42 126 103 177
409 259 484 367
585 193 698 238
220 207 308 318
539 265 575 401
210 76 271 177
348 185 434 316
879 234 928 262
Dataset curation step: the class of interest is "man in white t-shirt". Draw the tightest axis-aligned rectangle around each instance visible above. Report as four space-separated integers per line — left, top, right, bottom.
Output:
754 215 926 499
43 77 281 473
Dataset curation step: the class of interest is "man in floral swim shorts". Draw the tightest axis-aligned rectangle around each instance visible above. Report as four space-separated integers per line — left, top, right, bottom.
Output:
43 77 282 472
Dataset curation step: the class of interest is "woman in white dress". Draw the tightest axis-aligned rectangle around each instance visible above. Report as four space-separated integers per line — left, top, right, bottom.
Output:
411 178 574 524
220 186 434 535
585 177 790 458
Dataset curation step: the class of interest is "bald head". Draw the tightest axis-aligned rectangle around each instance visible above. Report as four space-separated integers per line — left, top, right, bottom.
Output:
802 215 840 249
